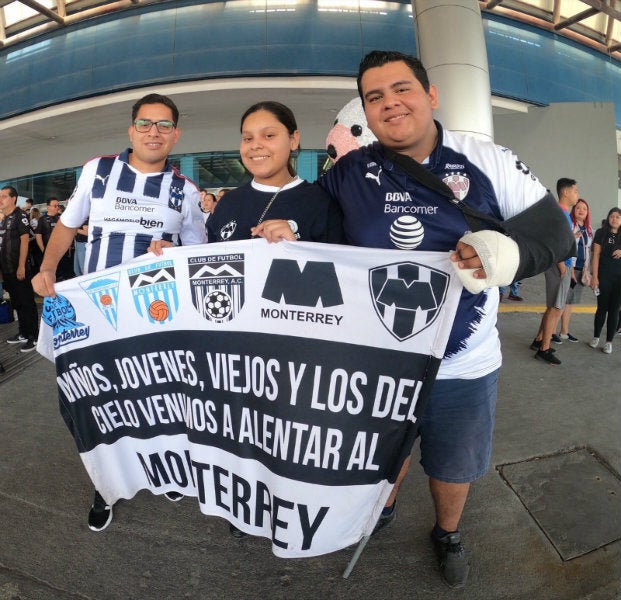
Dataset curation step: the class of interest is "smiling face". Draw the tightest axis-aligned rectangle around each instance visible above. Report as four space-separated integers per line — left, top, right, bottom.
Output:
360 60 439 162
240 109 300 187
128 102 180 173
573 200 588 224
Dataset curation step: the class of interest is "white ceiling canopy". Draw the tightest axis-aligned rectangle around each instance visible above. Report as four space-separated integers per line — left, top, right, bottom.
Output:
0 0 620 60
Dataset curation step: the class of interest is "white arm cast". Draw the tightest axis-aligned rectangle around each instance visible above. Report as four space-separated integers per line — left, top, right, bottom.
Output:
451 230 520 294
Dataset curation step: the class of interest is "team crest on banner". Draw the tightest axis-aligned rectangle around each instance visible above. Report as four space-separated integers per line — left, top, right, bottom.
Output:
128 260 178 324
42 294 90 349
79 272 121 330
443 173 470 201
188 253 244 322
369 262 450 341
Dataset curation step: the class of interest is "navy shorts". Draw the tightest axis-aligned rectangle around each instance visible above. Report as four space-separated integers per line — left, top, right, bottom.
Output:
416 369 499 483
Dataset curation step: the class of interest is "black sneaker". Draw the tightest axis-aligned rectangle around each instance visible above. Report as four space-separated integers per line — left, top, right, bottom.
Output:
530 339 555 352
20 339 37 353
431 530 470 589
7 334 27 344
164 492 184 502
88 491 113 532
535 348 561 365
372 501 396 536
229 523 247 538
0 362 5 374
551 334 563 344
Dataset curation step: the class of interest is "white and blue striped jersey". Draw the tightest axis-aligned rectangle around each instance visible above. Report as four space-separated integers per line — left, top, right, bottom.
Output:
61 149 206 273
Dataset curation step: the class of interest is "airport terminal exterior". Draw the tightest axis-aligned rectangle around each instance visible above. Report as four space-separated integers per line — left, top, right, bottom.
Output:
0 0 620 211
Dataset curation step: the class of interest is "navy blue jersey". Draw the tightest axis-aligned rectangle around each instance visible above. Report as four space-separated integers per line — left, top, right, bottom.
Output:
319 123 548 379
207 178 344 243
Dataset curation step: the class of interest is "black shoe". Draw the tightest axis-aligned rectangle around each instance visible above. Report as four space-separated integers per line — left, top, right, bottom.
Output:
535 348 561 365
431 530 470 589
551 334 563 344
372 501 396 536
508 294 524 301
229 523 247 538
164 492 184 502
88 491 113 532
530 339 555 352
20 339 37 353
7 334 27 344
0 362 5 374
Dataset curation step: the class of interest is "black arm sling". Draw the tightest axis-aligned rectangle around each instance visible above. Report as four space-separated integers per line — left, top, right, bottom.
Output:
382 148 576 281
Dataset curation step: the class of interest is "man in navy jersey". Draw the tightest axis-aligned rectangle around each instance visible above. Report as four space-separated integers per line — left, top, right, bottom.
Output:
318 50 574 588
32 93 206 533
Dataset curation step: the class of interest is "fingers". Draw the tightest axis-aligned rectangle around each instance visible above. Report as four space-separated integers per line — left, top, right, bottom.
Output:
250 220 297 243
449 242 485 277
148 240 173 256
31 271 57 298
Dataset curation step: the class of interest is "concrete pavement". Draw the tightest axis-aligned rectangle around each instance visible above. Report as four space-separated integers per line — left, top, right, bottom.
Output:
1 275 619 600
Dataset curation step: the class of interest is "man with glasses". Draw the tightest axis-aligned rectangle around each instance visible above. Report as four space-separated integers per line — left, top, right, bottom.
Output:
0 186 39 353
32 93 206 532
35 197 74 281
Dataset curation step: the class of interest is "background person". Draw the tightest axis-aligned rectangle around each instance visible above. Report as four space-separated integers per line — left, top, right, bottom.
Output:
557 198 593 342
0 186 39 352
530 178 578 364
32 92 207 533
589 207 621 354
35 197 75 281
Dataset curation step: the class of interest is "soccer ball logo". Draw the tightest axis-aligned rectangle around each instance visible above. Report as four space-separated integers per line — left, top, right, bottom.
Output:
205 290 232 320
220 220 237 241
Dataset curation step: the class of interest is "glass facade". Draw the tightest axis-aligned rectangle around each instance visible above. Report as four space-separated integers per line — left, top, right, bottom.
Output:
1 149 330 205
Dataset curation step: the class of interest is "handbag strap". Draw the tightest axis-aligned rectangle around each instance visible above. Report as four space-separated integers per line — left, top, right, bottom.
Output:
382 147 506 234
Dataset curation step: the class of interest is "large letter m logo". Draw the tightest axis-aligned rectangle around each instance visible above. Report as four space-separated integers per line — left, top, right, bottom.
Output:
370 261 450 341
262 259 343 307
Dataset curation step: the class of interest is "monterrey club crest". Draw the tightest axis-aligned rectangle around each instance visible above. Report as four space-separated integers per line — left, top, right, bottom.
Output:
369 262 450 341
128 260 178 324
443 173 470 201
188 253 244 322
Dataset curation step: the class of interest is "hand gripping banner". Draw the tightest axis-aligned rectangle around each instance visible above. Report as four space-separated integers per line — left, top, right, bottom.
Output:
37 239 461 558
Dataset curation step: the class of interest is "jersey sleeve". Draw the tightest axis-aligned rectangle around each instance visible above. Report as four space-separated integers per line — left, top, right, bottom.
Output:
178 183 207 245
61 158 98 228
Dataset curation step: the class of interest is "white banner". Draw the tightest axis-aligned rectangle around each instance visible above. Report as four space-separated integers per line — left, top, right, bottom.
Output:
38 239 461 557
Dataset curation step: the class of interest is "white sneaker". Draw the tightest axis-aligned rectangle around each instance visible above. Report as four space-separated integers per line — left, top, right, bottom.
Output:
602 342 613 354
589 337 600 348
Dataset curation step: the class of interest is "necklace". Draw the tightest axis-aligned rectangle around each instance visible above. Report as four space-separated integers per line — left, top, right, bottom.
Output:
254 176 295 228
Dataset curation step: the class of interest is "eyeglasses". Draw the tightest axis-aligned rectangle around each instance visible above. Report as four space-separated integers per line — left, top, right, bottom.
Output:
133 119 176 134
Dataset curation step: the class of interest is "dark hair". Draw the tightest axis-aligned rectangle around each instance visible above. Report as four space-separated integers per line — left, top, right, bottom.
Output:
132 93 179 126
556 178 577 198
240 101 299 177
1 185 18 199
601 207 621 249
46 197 59 206
25 198 33 206
357 50 430 104
571 198 592 236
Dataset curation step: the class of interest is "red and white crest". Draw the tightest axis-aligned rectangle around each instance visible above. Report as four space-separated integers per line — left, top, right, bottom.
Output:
443 174 470 201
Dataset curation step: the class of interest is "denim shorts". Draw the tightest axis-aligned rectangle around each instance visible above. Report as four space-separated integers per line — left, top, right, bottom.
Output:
416 369 499 483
